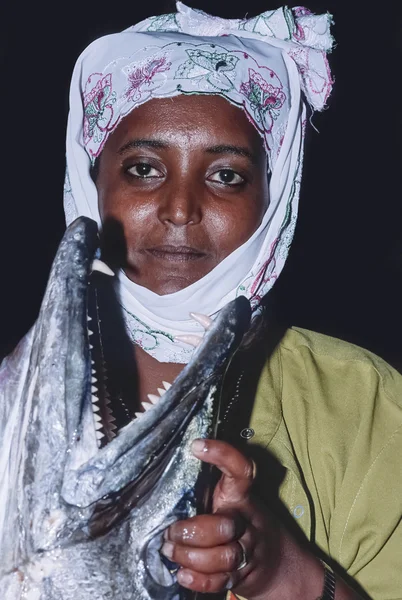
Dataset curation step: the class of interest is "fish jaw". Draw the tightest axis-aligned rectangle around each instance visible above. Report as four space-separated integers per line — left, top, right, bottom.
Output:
11 218 100 553
61 297 251 513
58 297 250 598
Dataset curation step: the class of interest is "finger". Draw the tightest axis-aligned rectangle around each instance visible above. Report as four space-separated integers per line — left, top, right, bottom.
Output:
165 513 246 547
191 439 255 503
177 568 238 593
161 540 245 574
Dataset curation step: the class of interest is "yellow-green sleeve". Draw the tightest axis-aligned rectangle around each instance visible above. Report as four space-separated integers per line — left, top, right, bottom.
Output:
281 329 402 599
327 378 402 599
249 328 402 599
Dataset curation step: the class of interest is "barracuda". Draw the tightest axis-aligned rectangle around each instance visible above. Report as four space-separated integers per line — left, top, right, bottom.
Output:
0 217 251 600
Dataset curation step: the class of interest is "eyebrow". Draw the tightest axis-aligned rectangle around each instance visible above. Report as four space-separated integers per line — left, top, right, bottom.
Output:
118 139 169 154
205 144 258 164
118 139 258 164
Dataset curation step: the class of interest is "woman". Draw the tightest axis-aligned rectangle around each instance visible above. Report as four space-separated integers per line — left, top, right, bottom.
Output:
3 3 402 599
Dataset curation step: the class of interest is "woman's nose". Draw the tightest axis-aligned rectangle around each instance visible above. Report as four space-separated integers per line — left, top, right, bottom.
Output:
157 178 202 226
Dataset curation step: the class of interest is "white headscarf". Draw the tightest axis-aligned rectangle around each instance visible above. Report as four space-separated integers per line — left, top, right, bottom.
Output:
64 3 334 363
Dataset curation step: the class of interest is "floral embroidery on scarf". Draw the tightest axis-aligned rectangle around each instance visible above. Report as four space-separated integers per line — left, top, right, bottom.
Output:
175 48 239 92
83 73 117 158
238 162 299 307
292 6 313 42
240 68 286 133
288 46 333 106
145 13 179 32
251 251 278 300
239 6 293 41
123 53 172 102
121 305 174 350
120 304 192 361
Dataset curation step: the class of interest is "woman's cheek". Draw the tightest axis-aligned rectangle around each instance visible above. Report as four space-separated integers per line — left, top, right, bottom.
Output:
207 205 257 257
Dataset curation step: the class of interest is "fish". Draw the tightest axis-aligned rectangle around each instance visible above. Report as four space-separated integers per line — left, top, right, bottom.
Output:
0 216 251 600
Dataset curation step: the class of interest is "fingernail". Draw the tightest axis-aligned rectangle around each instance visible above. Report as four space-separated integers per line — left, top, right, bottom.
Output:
226 576 234 590
191 439 206 454
178 570 193 585
161 541 174 559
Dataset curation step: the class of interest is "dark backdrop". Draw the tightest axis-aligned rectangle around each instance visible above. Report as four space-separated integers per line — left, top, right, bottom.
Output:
1 1 401 368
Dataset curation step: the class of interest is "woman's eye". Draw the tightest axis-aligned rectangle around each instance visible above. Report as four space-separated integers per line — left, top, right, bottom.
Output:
208 169 245 186
127 163 162 178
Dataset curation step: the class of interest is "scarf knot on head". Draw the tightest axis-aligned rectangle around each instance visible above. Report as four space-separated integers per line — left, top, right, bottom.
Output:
132 2 334 110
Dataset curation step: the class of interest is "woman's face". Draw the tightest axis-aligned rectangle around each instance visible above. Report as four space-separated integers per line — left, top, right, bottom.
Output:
96 95 269 295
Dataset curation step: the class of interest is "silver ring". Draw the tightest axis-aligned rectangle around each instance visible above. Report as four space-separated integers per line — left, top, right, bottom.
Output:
236 540 248 571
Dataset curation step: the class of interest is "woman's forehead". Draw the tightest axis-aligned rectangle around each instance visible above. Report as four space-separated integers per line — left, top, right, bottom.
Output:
106 94 266 153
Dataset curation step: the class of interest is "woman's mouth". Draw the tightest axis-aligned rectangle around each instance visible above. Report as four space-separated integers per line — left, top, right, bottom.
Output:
144 245 207 262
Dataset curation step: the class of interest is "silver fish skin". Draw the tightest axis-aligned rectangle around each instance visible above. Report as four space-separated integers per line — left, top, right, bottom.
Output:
0 217 251 600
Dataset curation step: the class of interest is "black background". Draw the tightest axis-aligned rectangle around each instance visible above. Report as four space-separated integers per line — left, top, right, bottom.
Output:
1 1 401 368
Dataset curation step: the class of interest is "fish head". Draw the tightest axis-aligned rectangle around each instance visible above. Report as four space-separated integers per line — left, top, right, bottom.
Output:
1 214 252 600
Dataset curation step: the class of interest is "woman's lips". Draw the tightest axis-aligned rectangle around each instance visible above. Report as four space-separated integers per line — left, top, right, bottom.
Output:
144 245 207 262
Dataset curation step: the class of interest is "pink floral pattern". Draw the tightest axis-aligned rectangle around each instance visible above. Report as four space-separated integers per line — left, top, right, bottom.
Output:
240 68 286 133
288 47 333 106
292 6 313 41
83 73 116 159
124 54 171 102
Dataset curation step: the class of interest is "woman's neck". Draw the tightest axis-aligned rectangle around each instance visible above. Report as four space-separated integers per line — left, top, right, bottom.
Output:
133 344 184 408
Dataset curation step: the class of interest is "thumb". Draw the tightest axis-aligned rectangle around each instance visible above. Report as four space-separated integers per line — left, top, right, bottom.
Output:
191 439 256 510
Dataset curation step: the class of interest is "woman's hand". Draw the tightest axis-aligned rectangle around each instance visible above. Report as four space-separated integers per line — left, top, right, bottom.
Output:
161 439 325 599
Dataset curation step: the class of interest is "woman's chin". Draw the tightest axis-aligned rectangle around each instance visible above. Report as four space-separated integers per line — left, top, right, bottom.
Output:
154 278 195 295
124 271 200 295
123 258 216 295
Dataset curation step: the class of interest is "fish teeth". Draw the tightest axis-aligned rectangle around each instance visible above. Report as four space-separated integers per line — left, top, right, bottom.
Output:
141 402 153 411
189 312 213 330
95 430 105 443
94 420 103 431
162 381 172 390
91 385 98 394
93 413 102 423
174 334 203 348
91 258 114 277
157 388 166 397
91 376 97 384
134 412 143 419
104 408 117 426
147 394 160 405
